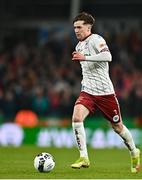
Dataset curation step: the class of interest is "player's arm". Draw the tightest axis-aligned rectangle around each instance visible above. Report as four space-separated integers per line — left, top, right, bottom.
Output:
72 43 85 61
72 50 111 62
72 51 86 61
72 35 112 62
85 35 112 62
85 51 112 62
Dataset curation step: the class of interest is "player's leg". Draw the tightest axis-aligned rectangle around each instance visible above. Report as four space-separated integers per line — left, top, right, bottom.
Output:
71 92 95 169
111 122 140 173
71 104 90 168
109 95 141 173
111 122 137 154
97 94 140 173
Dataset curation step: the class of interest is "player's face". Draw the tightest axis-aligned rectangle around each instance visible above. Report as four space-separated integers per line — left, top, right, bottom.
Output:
73 20 91 41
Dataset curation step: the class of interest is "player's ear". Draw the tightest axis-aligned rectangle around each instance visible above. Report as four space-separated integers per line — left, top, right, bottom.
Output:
87 25 91 31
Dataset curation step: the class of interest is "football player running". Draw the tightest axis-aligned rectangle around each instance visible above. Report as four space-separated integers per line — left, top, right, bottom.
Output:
71 12 140 173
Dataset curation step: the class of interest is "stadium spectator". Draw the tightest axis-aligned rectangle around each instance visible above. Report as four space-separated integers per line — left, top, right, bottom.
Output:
0 19 142 122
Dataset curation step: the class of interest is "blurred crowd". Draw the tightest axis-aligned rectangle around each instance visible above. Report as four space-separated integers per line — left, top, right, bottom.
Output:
0 21 142 123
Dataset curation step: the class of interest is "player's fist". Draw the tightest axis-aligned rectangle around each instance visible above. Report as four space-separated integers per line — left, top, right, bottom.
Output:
72 51 86 61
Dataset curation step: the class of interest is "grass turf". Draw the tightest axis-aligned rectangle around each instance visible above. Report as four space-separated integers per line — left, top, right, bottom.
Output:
0 145 141 179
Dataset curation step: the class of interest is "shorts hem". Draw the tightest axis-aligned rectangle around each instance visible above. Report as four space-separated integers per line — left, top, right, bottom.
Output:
75 102 93 114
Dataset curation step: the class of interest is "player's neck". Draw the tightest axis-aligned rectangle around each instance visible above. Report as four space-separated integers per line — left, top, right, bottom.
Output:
80 33 92 41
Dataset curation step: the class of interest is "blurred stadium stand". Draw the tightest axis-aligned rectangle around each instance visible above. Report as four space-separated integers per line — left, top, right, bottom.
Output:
0 0 142 126
0 0 142 24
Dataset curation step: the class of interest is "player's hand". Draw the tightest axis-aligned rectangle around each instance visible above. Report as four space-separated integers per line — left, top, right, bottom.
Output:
72 51 86 61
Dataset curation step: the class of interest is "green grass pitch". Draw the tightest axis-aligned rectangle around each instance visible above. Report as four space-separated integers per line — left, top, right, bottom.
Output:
0 145 141 179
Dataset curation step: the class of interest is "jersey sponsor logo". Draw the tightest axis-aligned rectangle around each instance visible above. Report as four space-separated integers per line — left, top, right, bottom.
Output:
113 115 119 122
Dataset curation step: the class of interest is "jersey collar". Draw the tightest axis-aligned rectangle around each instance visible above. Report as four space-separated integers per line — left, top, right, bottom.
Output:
80 33 92 41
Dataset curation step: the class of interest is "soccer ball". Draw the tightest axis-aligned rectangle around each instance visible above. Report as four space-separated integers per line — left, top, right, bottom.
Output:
34 152 55 172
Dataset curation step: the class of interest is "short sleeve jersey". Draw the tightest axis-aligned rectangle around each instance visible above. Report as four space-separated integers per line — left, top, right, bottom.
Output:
75 34 115 95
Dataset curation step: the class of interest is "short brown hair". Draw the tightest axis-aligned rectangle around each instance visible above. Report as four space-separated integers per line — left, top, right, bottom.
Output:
73 12 95 26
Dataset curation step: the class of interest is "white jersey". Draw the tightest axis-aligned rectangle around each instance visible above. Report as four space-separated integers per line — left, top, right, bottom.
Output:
76 34 115 95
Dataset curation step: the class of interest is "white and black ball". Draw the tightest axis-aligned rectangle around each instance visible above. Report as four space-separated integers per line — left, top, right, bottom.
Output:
34 152 55 172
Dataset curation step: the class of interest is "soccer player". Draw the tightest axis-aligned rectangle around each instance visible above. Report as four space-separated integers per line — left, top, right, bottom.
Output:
71 12 140 173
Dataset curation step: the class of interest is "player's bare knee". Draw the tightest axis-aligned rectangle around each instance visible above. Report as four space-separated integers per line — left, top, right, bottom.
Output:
112 122 123 134
72 115 83 122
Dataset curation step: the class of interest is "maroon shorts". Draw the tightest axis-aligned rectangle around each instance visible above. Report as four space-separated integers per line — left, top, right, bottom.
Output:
75 91 122 123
